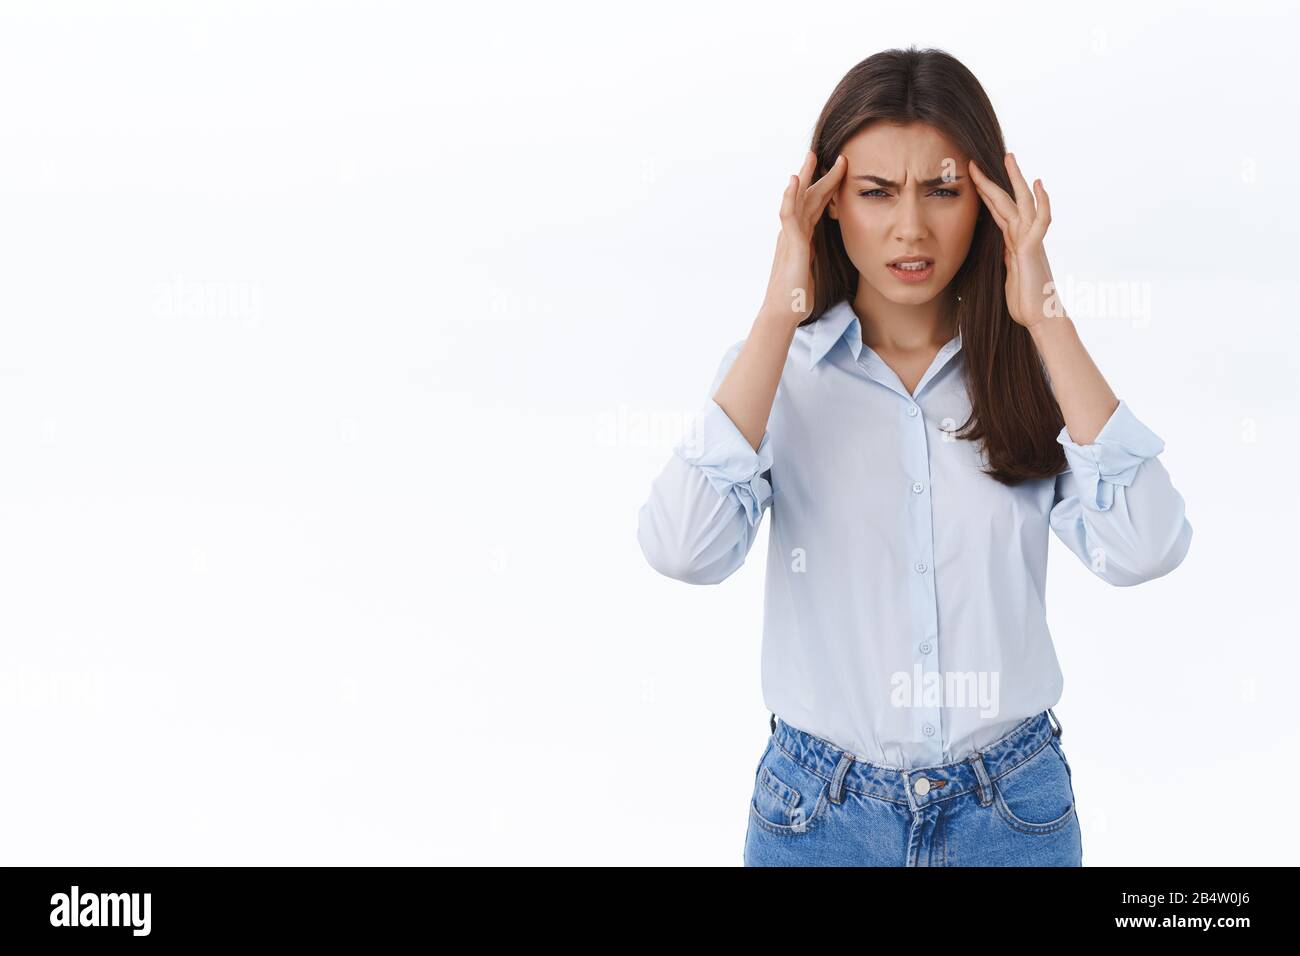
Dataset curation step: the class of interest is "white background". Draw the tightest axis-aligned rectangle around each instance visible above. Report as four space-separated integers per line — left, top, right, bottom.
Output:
0 0 1295 865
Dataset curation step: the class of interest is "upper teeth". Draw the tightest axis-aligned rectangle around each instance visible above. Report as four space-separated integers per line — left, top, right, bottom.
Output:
894 261 929 270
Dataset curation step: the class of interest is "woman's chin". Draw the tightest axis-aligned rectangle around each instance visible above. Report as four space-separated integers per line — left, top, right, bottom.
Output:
865 280 947 307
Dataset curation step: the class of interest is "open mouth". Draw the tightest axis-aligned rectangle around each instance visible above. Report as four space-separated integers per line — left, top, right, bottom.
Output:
887 258 935 281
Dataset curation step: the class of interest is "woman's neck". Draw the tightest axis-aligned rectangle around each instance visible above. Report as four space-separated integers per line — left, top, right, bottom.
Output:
851 285 958 353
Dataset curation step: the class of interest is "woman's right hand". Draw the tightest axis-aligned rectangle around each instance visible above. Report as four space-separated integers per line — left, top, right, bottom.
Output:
760 150 847 327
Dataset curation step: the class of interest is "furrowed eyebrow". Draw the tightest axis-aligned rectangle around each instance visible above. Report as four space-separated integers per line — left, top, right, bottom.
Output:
854 174 965 188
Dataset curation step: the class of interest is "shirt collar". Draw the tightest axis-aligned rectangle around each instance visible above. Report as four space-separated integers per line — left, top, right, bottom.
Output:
807 299 862 369
807 298 963 370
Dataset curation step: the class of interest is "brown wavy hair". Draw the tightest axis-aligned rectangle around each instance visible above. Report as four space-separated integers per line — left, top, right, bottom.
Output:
802 45 1066 485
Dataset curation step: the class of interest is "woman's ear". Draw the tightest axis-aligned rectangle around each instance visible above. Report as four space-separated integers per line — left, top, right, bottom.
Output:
828 193 838 221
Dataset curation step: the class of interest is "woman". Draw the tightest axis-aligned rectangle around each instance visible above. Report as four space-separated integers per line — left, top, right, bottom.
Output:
635 46 1192 866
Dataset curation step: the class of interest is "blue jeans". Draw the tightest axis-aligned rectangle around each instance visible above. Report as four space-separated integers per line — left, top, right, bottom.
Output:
744 709 1082 866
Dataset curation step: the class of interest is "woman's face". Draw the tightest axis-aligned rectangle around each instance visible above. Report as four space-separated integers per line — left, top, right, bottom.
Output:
827 121 980 307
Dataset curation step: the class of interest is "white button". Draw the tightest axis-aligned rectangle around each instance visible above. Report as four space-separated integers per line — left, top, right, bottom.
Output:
922 723 935 737
913 777 930 795
911 481 924 494
907 405 919 417
919 641 932 654
914 561 927 573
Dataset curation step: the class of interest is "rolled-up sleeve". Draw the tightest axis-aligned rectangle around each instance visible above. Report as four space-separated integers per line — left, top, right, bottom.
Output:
1049 399 1192 586
636 341 775 585
675 397 775 528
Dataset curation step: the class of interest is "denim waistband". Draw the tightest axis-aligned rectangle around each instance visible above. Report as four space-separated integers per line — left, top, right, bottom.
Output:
771 708 1063 810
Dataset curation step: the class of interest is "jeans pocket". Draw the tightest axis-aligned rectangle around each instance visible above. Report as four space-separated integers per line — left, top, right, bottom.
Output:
748 739 829 836
991 740 1076 835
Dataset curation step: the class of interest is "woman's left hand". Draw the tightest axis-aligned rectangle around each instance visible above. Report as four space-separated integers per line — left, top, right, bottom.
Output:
968 152 1063 331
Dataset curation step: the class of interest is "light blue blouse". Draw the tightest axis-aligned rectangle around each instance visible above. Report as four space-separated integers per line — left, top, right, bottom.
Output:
637 298 1192 768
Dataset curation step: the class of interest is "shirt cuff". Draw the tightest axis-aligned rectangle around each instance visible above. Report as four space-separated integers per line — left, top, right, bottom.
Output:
1057 399 1165 512
674 397 774 527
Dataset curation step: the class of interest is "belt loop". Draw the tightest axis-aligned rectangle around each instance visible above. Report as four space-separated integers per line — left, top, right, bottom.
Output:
968 750 994 807
828 751 854 805
769 712 776 735
1047 707 1062 739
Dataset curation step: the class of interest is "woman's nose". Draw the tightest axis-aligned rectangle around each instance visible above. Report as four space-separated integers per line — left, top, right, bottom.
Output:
894 196 928 240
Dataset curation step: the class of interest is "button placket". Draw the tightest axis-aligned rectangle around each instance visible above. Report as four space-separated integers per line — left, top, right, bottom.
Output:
905 396 941 761
856 334 959 769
